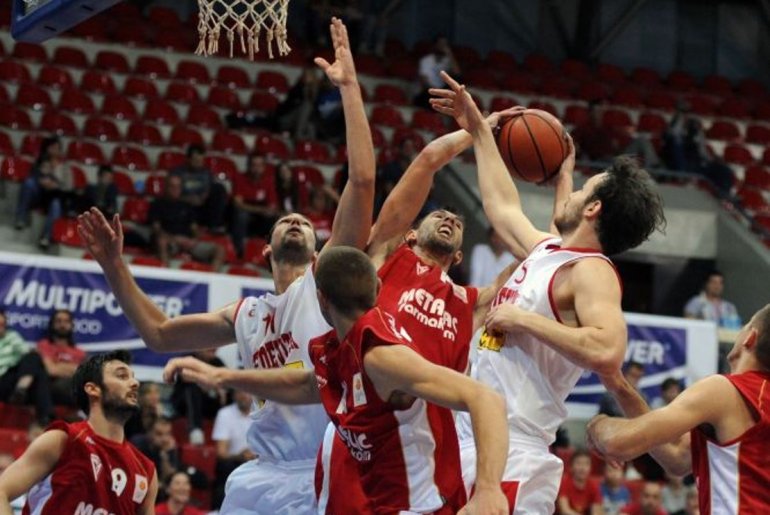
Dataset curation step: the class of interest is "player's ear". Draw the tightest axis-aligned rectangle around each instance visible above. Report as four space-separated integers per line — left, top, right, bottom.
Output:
404 230 418 246
743 326 758 351
262 244 273 260
584 199 602 220
452 249 463 266
84 381 101 401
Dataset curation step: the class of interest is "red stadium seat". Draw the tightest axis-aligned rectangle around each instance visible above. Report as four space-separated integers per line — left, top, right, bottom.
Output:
20 134 43 156
744 166 770 190
0 156 32 182
391 127 425 149
52 46 89 68
143 175 166 197
207 86 241 111
155 32 194 53
576 81 609 102
135 55 171 79
596 63 626 83
124 77 159 99
16 84 52 110
703 74 733 95
83 117 121 142
132 256 164 267
211 131 247 154
737 187 770 214
102 95 139 121
52 218 82 247
180 261 214 272
746 124 770 146
248 91 279 113
645 91 677 111
387 60 418 81
610 87 644 108
684 93 716 115
148 6 182 28
0 85 7 104
706 121 740 141
666 70 696 91
0 106 33 130
169 126 205 148
244 238 268 267
355 54 387 76
723 144 754 166
39 111 77 136
164 82 200 104
293 165 324 186
463 68 499 90
199 234 236 263
0 131 14 156
254 134 290 159
180 444 217 480
71 166 87 189
374 84 408 106
94 50 130 73
631 67 661 88
186 105 222 129
70 18 108 40
0 61 32 83
12 42 47 62
294 140 331 162
37 65 74 89
112 146 151 171
637 112 667 134
112 170 136 196
453 46 482 67
371 105 405 128
111 23 150 46
564 104 589 126
0 428 28 457
370 125 386 148
126 122 164 146
539 76 575 99
216 65 251 88
488 96 519 113
144 99 180 125
500 73 537 94
176 60 210 83
411 110 446 134
80 70 117 95
256 71 289 93
560 59 591 80
157 150 186 171
528 101 558 117
523 53 553 73
204 156 238 181
227 265 261 277
738 78 766 99
59 88 96 115
718 97 750 119
67 141 106 164
485 50 518 71
602 108 632 128
121 197 149 223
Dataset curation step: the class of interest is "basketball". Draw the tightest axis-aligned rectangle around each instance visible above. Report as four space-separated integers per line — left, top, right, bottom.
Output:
497 109 569 183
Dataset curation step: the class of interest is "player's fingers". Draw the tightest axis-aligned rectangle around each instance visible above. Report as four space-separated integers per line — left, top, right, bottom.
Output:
431 105 456 117
180 368 210 388
314 57 331 71
430 97 454 107
90 207 113 233
428 88 454 99
113 213 124 242
439 70 462 91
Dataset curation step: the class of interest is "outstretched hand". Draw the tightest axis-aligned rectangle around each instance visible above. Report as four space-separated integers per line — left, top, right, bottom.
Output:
429 71 486 133
77 207 124 265
314 17 358 88
163 356 223 391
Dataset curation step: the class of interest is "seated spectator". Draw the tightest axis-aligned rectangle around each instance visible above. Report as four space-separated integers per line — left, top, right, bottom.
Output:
414 36 460 109
661 474 688 515
621 482 666 515
684 270 741 329
274 67 321 140
155 470 206 515
170 145 227 232
212 390 254 508
375 137 418 214
315 77 345 143
275 161 300 214
131 416 180 484
149 175 225 270
599 361 646 417
469 227 515 287
171 349 225 445
36 309 85 406
125 382 169 440
72 164 118 218
303 185 339 247
0 309 53 425
14 136 71 249
0 453 24 514
557 450 602 515
651 377 682 408
601 463 630 515
231 153 279 257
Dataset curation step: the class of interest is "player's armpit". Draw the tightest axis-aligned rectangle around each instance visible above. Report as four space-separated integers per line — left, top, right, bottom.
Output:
0 430 67 507
473 259 519 331
137 471 159 515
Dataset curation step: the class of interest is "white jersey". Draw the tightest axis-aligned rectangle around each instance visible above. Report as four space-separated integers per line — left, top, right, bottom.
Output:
234 266 331 462
461 238 615 446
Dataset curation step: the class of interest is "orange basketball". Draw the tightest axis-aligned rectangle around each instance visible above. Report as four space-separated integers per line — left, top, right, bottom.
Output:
496 109 568 183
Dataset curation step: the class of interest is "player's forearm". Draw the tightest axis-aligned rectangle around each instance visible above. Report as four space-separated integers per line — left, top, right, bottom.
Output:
467 388 508 490
550 168 573 233
0 496 12 515
217 368 320 405
472 124 523 223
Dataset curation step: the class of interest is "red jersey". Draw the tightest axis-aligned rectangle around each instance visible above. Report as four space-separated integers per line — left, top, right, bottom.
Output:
309 307 463 514
24 421 155 515
558 475 602 514
691 370 770 514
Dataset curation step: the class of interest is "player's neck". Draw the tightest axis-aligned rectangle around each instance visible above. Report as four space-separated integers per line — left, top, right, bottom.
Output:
272 261 308 294
87 409 126 443
560 226 602 252
328 308 365 341
413 245 453 271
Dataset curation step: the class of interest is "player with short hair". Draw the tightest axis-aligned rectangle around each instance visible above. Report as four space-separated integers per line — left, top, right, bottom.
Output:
77 18 375 515
587 304 770 513
429 71 666 513
0 350 158 515
164 246 510 515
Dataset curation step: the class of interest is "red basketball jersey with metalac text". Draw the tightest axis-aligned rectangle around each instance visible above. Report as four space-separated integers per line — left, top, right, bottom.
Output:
309 307 462 514
691 370 770 513
23 420 156 515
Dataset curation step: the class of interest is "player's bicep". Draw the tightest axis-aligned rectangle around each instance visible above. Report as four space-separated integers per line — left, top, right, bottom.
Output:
0 430 66 501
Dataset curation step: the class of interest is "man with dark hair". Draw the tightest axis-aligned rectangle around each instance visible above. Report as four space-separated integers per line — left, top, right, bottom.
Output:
165 246 509 514
588 304 770 513
78 18 375 514
74 164 118 218
0 350 158 514
557 450 602 515
170 143 228 232
36 309 85 406
653 377 682 408
130 416 180 484
599 361 646 417
429 72 666 513
684 270 741 329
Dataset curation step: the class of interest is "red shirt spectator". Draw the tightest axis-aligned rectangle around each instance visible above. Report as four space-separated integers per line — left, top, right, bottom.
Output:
303 185 338 244
233 163 277 208
155 471 206 515
558 451 603 515
621 482 666 515
37 339 86 366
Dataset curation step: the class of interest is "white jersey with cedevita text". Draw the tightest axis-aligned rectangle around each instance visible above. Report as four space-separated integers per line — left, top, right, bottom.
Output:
233 266 331 462
460 238 615 446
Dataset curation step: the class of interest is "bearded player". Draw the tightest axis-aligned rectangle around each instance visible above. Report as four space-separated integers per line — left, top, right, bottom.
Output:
78 18 374 515
0 351 158 515
430 71 666 513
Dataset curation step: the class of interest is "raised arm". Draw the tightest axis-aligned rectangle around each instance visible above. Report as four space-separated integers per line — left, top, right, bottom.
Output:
364 345 508 514
0 430 67 514
78 208 236 353
549 135 575 235
315 18 375 252
430 72 554 260
163 356 320 405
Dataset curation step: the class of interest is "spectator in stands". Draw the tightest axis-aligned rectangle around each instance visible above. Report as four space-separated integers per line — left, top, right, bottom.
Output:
154 470 206 515
469 227 515 287
414 36 461 109
684 270 741 329
274 67 321 140
0 309 53 425
212 389 254 508
557 450 602 515
171 349 225 446
170 145 228 232
131 416 180 484
274 161 300 214
621 482 666 515
684 488 699 515
14 136 72 249
598 361 646 417
303 184 339 247
315 77 346 143
651 377 682 408
661 474 688 515
36 309 85 406
72 164 118 219
662 109 733 194
231 153 279 257
125 382 168 440
0 453 23 514
149 175 226 270
376 137 418 214
600 463 630 515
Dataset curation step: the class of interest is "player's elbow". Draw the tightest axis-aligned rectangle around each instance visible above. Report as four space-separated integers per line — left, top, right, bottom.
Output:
346 167 376 188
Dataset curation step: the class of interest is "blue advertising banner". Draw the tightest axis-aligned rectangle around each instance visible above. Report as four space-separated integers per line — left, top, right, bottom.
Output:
241 287 272 299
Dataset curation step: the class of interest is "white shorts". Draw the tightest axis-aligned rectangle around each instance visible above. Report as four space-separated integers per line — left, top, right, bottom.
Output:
460 438 563 515
220 457 317 515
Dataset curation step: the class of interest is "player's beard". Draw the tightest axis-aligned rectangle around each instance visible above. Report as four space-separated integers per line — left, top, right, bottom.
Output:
101 390 140 424
420 230 458 258
554 204 581 236
272 235 314 266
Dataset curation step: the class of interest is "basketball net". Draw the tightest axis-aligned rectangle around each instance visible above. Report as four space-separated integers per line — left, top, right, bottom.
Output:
196 0 290 60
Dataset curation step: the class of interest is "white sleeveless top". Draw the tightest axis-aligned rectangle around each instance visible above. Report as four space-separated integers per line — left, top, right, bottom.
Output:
460 238 614 446
234 266 331 462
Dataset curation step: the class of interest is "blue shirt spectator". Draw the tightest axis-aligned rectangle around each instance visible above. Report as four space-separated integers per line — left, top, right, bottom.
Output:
684 271 741 329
